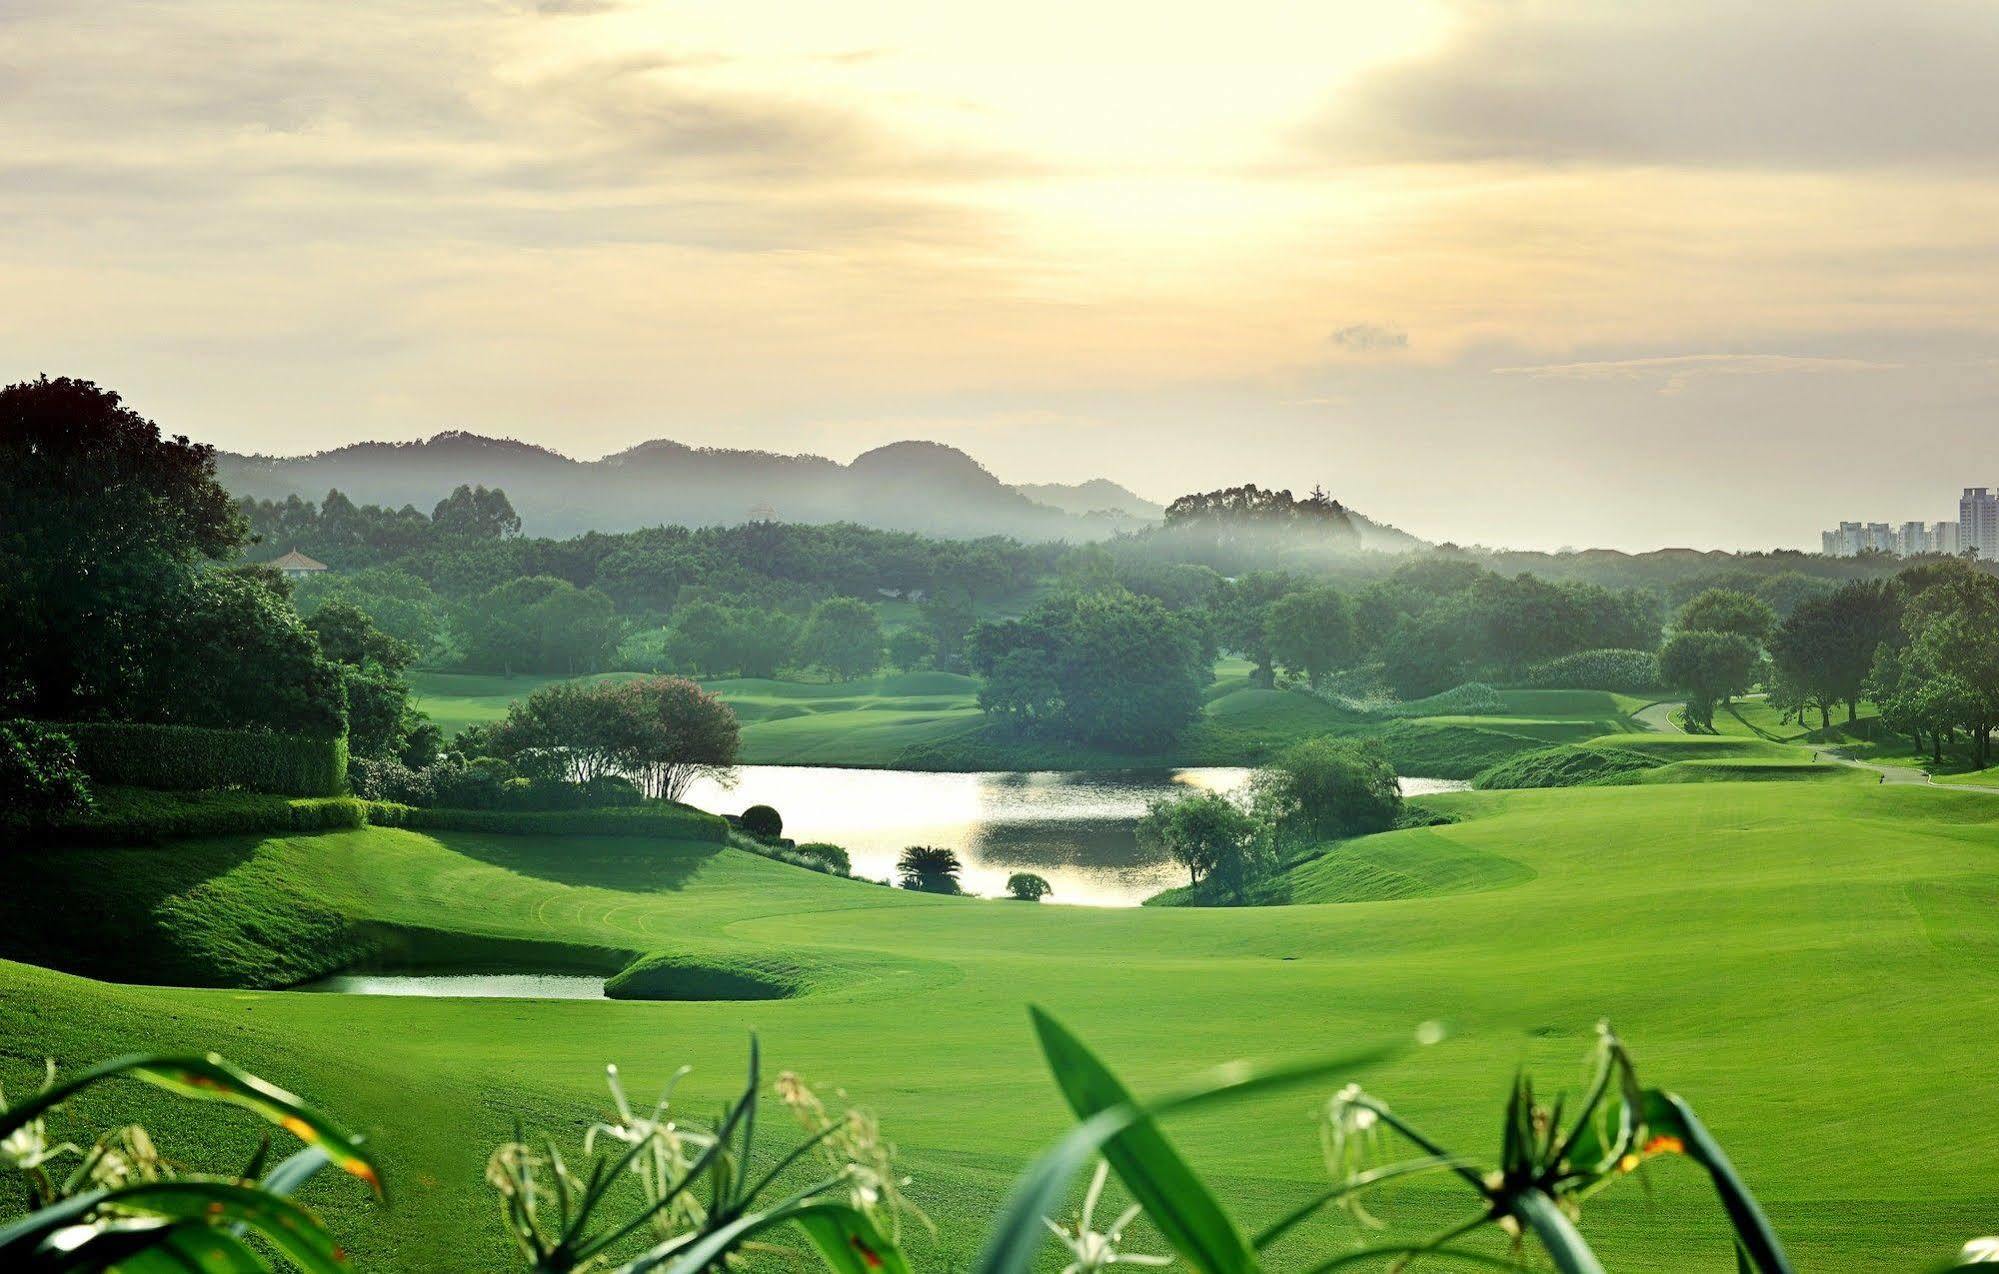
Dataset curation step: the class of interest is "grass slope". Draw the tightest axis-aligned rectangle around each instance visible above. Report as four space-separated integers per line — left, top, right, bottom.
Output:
6 780 1999 1269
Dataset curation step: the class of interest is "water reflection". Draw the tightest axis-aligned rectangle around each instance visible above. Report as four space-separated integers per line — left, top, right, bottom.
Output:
297 973 606 999
680 767 1466 908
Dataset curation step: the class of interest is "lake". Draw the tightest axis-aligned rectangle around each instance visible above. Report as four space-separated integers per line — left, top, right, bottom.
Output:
682 766 1468 907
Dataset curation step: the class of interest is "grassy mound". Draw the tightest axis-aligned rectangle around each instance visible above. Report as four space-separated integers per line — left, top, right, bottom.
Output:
604 950 804 1000
1369 719 1553 779
1475 735 1836 790
1473 744 1659 790
1279 828 1535 904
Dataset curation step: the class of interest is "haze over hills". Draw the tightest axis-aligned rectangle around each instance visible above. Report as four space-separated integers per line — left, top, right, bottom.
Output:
217 431 1427 549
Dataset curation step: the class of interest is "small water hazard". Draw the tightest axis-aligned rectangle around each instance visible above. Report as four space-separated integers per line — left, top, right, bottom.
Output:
296 972 608 999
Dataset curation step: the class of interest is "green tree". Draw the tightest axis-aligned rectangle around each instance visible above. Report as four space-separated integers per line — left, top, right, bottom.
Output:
307 599 416 671
735 610 799 680
798 598 886 681
1136 790 1267 901
1676 589 1777 646
0 376 246 717
1265 586 1356 689
1902 567 1999 767
919 591 976 670
1248 737 1402 845
972 589 1208 749
665 601 741 677
295 567 445 655
887 628 936 672
133 567 347 736
1210 572 1295 688
611 676 740 800
896 845 963 894
1005 872 1052 902
1768 580 1902 728
430 484 521 540
457 577 620 675
977 648 1062 729
1659 630 1762 732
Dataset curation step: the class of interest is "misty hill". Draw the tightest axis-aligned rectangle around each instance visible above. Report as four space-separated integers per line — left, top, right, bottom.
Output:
216 431 1429 549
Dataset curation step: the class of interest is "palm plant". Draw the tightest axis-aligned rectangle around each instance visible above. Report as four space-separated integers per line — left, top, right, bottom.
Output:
895 845 963 894
0 1052 382 1271
486 1038 925 1274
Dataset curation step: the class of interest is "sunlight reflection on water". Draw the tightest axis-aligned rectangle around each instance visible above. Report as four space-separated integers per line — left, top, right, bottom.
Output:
681 767 1467 907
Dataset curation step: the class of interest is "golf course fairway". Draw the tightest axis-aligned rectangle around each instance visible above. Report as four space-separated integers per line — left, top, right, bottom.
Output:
4 778 1996 1270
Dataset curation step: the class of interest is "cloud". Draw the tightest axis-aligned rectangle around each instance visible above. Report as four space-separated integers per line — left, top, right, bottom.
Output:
1329 323 1408 353
1308 0 1999 170
1492 353 1903 395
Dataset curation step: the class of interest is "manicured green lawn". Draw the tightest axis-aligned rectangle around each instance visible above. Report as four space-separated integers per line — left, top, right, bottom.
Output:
7 778 1999 1270
411 668 1645 773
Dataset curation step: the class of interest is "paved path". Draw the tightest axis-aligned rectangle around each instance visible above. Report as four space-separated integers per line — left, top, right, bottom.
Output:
1633 701 1684 733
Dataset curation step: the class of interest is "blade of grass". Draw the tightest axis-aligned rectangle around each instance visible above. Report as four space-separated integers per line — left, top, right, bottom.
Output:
1509 1188 1608 1274
974 1012 1408 1274
1642 1091 1793 1274
0 1054 380 1197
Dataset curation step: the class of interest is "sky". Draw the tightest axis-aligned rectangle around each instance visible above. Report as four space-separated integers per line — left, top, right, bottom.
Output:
6 0 1999 551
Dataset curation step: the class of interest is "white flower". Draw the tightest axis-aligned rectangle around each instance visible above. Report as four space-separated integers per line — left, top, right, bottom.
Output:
1044 1162 1172 1274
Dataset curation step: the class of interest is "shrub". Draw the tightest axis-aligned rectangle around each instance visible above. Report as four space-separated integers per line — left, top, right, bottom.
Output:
55 720 347 796
792 842 852 875
1523 648 1661 692
371 802 729 843
1005 872 1052 902
897 845 963 894
740 803 783 839
0 720 91 826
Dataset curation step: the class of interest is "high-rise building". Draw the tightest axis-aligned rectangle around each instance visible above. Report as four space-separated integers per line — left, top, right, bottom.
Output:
1820 516 1961 558
1962 489 1999 561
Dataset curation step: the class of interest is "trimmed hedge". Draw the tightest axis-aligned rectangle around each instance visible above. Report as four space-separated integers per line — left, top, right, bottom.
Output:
55 721 348 797
369 802 728 843
1521 649 1661 693
10 786 370 849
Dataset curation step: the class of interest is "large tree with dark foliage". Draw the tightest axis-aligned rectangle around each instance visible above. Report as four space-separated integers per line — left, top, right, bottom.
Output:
970 588 1208 749
1768 580 1903 728
0 376 247 716
1660 630 1762 732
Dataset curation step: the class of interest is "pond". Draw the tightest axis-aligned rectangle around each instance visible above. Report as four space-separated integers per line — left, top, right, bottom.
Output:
681 767 1468 907
297 973 607 999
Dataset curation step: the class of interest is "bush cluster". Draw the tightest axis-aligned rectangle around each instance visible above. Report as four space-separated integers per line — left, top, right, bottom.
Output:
348 754 642 811
55 720 347 796
0 721 92 827
1521 648 1662 692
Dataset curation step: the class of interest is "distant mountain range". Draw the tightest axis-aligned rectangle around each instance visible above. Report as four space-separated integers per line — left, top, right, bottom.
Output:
216 431 1425 549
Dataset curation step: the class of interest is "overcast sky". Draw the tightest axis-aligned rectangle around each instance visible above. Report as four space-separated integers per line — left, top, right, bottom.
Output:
7 0 1998 550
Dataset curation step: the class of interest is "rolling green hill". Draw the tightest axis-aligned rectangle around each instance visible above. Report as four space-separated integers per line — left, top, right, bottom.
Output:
6 779 1999 1270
